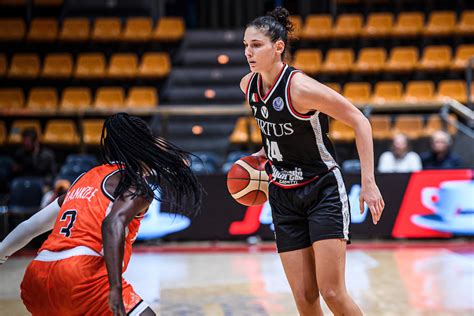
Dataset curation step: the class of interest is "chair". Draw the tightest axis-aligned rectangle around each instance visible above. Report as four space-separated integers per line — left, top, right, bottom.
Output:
384 47 418 73
8 177 44 214
455 11 474 36
82 119 104 145
392 12 424 37
249 117 262 144
403 81 435 102
27 87 58 110
292 49 321 75
94 87 125 109
362 12 393 38
60 87 92 110
301 14 332 40
329 119 355 142
138 52 171 78
436 80 467 103
289 15 302 39
153 17 185 41
392 115 424 139
369 115 393 140
125 87 157 108
0 88 24 109
122 17 152 42
42 119 80 145
343 82 371 104
371 81 403 103
320 48 354 74
0 121 6 145
107 53 138 79
324 83 342 94
229 117 249 144
8 120 41 144
27 18 58 42
74 53 106 79
424 11 456 37
0 18 26 41
8 53 40 79
92 18 121 41
424 114 444 136
332 14 363 39
417 45 452 71
41 53 73 78
0 54 6 77
59 18 90 42
352 48 386 74
58 163 91 183
451 44 474 71
65 154 98 167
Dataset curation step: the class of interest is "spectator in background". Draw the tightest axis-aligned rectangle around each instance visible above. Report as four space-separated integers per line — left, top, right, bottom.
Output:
421 130 463 169
13 128 57 186
378 133 422 173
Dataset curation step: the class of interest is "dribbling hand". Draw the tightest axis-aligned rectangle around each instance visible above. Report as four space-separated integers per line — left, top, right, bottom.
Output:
360 182 385 225
108 288 126 316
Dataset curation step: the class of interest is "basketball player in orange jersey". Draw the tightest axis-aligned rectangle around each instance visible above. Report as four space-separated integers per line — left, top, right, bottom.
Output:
241 7 385 316
0 113 202 316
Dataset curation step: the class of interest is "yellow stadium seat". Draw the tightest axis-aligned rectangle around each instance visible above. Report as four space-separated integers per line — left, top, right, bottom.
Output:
27 18 58 42
125 87 158 108
352 47 386 74
424 11 456 37
289 15 302 39
138 52 171 78
324 82 342 94
27 87 57 110
59 18 90 42
362 12 393 38
41 53 73 78
249 117 262 144
75 53 106 79
0 121 5 145
451 44 474 71
455 11 474 36
393 115 424 139
436 80 467 103
229 117 249 144
329 119 355 142
418 45 452 71
60 87 92 110
82 119 104 145
94 87 125 109
0 54 6 77
0 18 25 41
301 14 332 40
403 81 435 102
92 18 121 41
320 48 354 74
333 14 363 39
370 115 393 140
0 88 24 109
292 49 321 75
8 120 42 144
447 114 458 135
424 114 443 137
384 47 418 73
153 17 185 41
42 119 80 145
8 53 40 79
343 82 371 104
107 53 138 79
392 12 424 37
372 81 403 103
122 17 152 42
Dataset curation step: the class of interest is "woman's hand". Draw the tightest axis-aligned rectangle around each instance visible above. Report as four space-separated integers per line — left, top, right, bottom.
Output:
108 287 126 316
360 182 385 225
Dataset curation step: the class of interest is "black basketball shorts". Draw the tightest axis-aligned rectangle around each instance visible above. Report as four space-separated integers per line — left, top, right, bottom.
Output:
269 168 351 253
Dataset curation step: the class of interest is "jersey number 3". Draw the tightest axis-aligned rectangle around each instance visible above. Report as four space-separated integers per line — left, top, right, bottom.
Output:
266 139 283 161
60 210 77 237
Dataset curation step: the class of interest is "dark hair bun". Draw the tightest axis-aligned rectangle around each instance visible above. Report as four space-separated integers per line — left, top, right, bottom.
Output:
267 7 294 33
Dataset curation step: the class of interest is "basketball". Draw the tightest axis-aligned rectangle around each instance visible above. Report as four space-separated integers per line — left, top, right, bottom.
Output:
226 155 269 206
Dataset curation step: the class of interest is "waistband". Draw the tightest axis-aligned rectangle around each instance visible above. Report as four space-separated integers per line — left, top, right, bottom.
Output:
35 246 101 262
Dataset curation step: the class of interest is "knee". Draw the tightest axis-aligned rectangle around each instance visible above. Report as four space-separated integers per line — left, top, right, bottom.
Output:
293 288 320 307
319 287 345 305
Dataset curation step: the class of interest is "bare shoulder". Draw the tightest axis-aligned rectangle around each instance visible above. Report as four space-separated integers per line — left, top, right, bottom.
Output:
239 72 254 93
291 72 333 99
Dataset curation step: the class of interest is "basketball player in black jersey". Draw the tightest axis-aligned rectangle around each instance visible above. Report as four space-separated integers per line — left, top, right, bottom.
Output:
240 7 385 316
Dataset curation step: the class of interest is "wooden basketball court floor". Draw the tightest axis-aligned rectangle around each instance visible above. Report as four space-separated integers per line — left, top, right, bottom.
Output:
0 241 472 316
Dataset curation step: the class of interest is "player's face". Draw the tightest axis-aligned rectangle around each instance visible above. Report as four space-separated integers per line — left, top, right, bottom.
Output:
243 27 281 72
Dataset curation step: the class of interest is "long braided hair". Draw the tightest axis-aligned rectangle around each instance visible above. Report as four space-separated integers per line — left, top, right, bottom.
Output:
100 112 202 216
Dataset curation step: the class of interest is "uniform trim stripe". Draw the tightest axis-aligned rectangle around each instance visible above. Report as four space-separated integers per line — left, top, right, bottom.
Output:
310 112 338 169
101 169 121 201
332 168 350 240
257 64 288 103
285 70 314 120
245 72 257 104
128 300 149 316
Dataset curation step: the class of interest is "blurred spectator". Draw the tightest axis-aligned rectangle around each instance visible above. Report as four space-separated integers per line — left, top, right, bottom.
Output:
378 133 422 173
13 128 57 186
421 130 463 169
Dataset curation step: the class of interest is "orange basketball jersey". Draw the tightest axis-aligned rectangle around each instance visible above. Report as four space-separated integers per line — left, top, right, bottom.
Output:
40 164 142 270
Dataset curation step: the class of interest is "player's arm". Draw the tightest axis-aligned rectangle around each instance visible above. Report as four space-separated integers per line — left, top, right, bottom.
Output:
0 194 65 264
290 73 384 224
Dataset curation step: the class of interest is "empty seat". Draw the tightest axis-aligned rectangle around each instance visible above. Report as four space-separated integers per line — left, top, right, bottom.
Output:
9 177 44 214
369 115 393 140
249 117 262 144
292 49 321 75
8 120 42 143
301 14 332 40
0 88 24 109
60 87 92 110
59 18 90 42
384 47 418 73
424 11 456 37
41 53 73 78
436 80 467 103
393 115 424 139
324 82 342 93
362 12 393 38
27 87 57 110
392 12 424 37
229 117 249 144
42 119 80 145
94 87 125 109
107 53 138 79
289 15 302 39
82 119 104 145
153 17 185 41
343 82 371 104
0 54 6 77
92 18 121 41
0 18 26 41
352 48 386 74
320 48 354 74
455 10 474 36
332 14 363 39
329 119 355 142
372 81 403 103
403 81 435 102
122 17 152 42
8 53 40 79
424 114 444 136
74 53 106 79
138 52 171 78
125 87 157 108
27 18 58 42
451 44 474 71
418 45 452 71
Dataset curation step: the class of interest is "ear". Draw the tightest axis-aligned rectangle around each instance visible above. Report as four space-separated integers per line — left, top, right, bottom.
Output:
274 39 285 56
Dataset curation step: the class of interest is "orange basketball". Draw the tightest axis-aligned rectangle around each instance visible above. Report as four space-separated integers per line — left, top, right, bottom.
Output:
226 155 269 206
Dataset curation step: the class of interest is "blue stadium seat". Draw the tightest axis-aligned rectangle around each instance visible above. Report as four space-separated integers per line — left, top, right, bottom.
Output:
65 154 98 167
190 151 221 175
221 151 251 173
8 177 44 214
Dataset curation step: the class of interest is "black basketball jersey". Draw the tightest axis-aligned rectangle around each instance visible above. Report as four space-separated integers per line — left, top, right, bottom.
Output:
246 64 338 188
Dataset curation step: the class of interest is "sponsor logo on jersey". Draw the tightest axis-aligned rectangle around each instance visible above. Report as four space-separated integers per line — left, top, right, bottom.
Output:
271 165 304 185
255 118 294 137
261 106 269 119
273 97 284 111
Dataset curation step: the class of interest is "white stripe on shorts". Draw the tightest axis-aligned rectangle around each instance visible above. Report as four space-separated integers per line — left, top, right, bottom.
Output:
128 300 150 316
332 168 350 240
